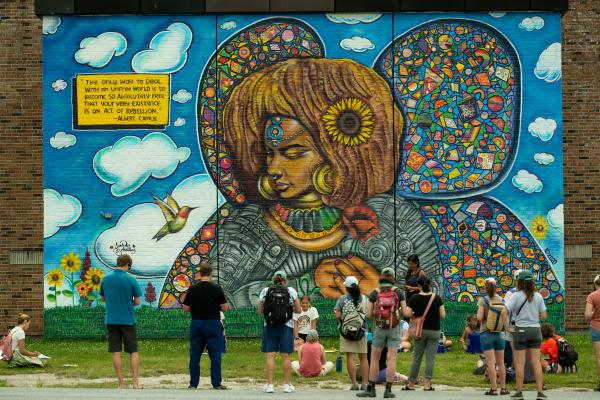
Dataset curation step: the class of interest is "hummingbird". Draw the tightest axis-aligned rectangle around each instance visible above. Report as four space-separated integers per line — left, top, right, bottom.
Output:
152 193 196 241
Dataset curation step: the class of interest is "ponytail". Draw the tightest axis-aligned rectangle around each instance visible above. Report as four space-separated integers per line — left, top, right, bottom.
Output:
347 285 361 306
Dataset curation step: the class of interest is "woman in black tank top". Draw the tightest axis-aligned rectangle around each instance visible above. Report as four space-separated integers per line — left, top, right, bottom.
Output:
404 254 426 303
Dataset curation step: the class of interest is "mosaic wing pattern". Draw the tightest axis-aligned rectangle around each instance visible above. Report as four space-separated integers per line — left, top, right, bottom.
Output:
375 20 520 197
198 19 324 206
416 198 563 304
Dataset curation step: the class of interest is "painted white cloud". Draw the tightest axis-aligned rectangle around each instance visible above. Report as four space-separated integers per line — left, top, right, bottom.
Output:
174 117 186 127
44 188 82 238
93 132 191 197
51 79 67 92
326 13 382 24
547 204 564 233
533 152 555 165
512 170 543 194
488 12 506 18
220 20 237 30
94 174 224 277
529 117 557 142
535 43 561 83
50 131 77 149
131 22 193 74
519 16 545 31
340 36 375 53
172 89 192 104
43 16 61 34
75 32 127 68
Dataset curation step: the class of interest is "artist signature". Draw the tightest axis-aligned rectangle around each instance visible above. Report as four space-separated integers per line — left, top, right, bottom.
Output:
544 248 557 265
110 240 136 255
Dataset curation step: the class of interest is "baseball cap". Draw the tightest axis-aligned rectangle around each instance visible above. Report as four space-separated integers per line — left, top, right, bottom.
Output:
272 270 287 281
307 329 319 339
517 269 533 281
484 277 497 286
381 267 395 277
344 276 359 287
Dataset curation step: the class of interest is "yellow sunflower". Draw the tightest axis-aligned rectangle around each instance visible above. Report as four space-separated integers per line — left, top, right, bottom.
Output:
47 268 64 287
85 267 105 291
530 215 548 240
60 251 81 273
322 98 375 146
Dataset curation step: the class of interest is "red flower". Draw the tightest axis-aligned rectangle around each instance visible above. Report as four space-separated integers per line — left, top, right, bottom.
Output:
342 205 382 243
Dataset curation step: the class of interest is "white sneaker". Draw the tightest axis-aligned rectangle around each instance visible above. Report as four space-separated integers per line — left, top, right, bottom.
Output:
283 383 295 393
263 384 274 393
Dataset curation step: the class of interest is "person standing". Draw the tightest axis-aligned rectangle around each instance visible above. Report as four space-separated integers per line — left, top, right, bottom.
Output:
403 254 426 306
585 274 600 391
477 277 509 395
294 296 319 344
358 268 406 398
335 276 370 391
258 270 301 393
183 264 229 390
506 269 547 400
99 254 142 389
404 276 445 391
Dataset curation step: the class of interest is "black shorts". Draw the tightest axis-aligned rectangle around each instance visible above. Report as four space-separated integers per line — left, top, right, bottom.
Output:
512 327 542 351
107 324 138 353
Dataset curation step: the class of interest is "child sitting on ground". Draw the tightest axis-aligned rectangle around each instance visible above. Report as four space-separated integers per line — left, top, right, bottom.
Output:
398 319 412 352
540 323 562 373
291 329 333 377
460 314 480 352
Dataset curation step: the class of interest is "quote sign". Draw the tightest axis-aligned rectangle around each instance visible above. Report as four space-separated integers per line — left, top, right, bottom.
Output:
73 73 170 129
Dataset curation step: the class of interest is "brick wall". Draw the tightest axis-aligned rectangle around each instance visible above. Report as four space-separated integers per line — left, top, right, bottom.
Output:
0 0 597 335
0 0 44 335
561 0 600 329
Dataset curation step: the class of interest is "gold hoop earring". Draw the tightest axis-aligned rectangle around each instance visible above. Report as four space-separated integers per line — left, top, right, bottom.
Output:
258 175 278 201
312 165 334 196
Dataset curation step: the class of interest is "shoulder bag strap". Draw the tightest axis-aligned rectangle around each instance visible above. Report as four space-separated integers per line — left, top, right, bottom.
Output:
422 294 436 318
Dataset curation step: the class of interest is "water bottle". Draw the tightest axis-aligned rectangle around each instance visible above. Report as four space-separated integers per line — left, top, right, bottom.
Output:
438 332 445 353
336 354 343 372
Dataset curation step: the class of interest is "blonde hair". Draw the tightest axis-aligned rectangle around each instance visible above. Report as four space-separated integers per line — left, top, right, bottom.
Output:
17 313 31 325
595 274 600 287
221 58 402 207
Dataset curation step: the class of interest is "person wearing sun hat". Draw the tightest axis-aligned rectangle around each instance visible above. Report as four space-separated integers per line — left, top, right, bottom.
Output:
477 277 509 395
334 275 370 391
357 267 406 398
506 269 547 400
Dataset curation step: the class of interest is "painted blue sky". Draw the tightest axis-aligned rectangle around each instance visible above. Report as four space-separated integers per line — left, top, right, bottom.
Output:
42 12 563 304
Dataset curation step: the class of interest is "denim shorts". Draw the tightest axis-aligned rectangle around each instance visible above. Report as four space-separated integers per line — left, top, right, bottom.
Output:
590 327 600 343
480 331 506 351
262 325 294 353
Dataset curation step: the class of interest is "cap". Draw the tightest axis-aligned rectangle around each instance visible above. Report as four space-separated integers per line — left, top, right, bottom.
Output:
517 269 533 281
344 276 359 287
272 270 287 281
513 268 523 279
484 277 497 286
307 329 319 339
381 267 395 277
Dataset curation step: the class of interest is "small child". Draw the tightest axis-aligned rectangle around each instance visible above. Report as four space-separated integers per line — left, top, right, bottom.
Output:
460 314 480 351
291 329 334 377
540 323 561 373
398 319 412 352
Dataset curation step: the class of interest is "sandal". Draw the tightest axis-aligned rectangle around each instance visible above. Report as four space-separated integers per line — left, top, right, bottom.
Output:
402 386 415 391
424 387 435 391
500 388 510 395
485 389 498 396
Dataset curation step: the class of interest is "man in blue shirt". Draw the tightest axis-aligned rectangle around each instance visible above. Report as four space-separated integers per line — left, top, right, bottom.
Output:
99 254 142 389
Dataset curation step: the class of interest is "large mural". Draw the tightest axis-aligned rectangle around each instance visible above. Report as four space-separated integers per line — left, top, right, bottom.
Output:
42 13 564 337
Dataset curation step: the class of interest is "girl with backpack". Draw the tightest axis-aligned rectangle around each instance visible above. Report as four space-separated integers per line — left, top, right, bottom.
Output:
404 276 445 391
3 314 45 368
584 274 600 391
335 276 369 391
477 277 509 395
506 270 547 400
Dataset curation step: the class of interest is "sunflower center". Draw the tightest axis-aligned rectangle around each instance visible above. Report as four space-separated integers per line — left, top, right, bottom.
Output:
52 274 59 280
67 261 74 267
92 275 100 284
336 111 361 136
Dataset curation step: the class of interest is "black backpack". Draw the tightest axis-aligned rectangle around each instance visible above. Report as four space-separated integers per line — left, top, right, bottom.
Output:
555 337 578 368
264 285 292 326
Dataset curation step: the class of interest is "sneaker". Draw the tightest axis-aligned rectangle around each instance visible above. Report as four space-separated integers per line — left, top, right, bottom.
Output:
187 385 197 389
536 393 547 400
510 391 523 400
213 385 228 390
264 384 274 393
350 384 360 390
283 383 295 393
361 384 368 391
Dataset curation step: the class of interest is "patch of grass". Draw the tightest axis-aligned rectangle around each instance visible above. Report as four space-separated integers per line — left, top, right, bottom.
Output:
3 334 597 389
0 379 10 387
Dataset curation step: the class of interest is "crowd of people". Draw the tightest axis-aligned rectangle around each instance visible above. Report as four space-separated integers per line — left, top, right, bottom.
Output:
2 254 600 397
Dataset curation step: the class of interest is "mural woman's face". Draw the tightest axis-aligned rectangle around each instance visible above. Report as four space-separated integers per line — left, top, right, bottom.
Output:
264 116 324 200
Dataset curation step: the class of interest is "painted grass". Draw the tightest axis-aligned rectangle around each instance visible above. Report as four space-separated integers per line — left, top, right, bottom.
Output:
1 334 597 389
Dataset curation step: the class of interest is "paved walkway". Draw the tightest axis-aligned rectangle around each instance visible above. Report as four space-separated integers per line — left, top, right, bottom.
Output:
0 387 598 400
